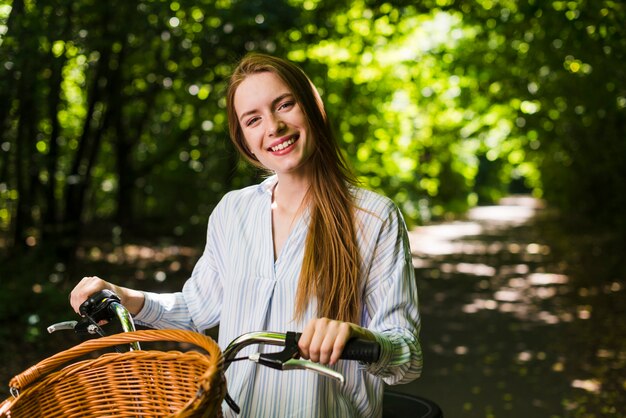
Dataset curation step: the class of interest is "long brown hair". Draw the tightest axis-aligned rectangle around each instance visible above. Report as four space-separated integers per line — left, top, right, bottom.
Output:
226 53 362 323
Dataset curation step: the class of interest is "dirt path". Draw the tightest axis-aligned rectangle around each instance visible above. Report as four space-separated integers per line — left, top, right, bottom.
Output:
397 197 625 418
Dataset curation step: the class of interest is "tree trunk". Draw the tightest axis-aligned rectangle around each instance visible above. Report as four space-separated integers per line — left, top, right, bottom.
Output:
12 58 37 251
0 0 24 136
42 3 73 245
60 42 113 261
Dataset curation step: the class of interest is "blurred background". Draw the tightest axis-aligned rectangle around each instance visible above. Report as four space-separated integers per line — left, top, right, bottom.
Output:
0 0 624 417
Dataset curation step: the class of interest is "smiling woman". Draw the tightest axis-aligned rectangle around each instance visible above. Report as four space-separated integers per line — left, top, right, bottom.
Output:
232 72 314 178
69 54 423 418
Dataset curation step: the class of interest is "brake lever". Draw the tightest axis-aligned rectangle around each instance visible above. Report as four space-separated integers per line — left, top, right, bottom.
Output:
251 331 300 366
48 290 119 336
282 359 345 384
246 331 345 384
47 319 101 336
47 289 140 350
47 320 78 333
248 354 345 384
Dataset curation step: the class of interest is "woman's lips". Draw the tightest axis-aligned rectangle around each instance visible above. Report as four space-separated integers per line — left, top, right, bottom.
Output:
268 134 299 152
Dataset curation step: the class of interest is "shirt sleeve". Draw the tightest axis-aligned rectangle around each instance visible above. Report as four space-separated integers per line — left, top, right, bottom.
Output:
362 203 423 385
133 210 223 333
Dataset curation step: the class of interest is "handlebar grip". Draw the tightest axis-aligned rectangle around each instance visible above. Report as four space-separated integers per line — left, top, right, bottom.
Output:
79 289 120 317
340 338 380 363
293 332 380 364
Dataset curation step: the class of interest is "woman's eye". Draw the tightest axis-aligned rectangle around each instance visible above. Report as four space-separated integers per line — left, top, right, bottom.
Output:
278 101 294 111
246 117 260 127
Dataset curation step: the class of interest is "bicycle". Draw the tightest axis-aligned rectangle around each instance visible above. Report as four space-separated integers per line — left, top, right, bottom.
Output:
1 290 442 417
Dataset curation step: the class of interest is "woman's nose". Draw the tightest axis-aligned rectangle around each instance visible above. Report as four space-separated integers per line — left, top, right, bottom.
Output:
267 116 286 136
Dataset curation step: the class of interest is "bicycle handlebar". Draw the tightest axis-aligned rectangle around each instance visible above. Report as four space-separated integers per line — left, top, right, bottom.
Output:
222 330 380 413
293 332 381 363
223 330 380 385
48 289 140 350
224 331 380 368
48 291 382 414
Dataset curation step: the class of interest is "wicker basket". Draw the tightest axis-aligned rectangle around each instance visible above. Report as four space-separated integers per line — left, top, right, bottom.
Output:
0 329 226 418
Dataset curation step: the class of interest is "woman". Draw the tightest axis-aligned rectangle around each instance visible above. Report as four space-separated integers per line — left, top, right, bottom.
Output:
70 53 422 417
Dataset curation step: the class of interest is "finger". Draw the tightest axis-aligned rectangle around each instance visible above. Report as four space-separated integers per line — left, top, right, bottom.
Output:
298 319 317 359
70 277 88 313
70 276 105 314
329 323 352 365
313 319 340 364
319 321 348 365
308 318 332 363
318 333 336 365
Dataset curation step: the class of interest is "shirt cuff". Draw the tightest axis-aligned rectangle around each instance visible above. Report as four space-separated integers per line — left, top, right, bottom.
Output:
133 291 163 326
363 330 395 375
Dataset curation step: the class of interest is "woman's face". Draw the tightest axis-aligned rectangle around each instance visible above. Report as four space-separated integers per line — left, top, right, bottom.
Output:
233 71 314 179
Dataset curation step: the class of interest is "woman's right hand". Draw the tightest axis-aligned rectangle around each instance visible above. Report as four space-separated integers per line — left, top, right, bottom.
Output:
70 276 145 316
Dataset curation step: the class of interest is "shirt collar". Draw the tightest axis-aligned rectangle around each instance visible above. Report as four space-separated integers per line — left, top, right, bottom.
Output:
259 174 278 196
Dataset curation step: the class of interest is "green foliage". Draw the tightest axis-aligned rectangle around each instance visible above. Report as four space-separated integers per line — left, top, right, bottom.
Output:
284 3 541 223
0 0 624 249
444 0 626 226
0 0 306 249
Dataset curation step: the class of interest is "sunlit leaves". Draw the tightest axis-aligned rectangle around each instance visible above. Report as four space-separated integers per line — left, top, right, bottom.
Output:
563 55 592 74
58 55 88 134
0 3 11 44
1 0 623 248
291 6 507 222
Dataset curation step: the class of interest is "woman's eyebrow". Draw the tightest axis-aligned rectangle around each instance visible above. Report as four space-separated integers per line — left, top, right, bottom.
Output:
239 93 294 122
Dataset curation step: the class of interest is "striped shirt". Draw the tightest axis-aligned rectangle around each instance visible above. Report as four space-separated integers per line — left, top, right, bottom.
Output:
135 176 422 417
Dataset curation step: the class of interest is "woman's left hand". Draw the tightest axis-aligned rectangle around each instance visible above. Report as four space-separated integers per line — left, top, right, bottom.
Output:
298 317 376 365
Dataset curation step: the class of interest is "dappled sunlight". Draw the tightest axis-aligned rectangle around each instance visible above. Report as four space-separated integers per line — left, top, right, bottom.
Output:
457 271 576 324
571 379 601 394
466 272 574 323
468 205 536 225
410 199 548 259
467 196 544 225
493 289 521 302
410 196 626 417
440 262 496 277
528 273 568 285
77 243 197 264
409 222 484 256
409 197 587 325
74 243 200 285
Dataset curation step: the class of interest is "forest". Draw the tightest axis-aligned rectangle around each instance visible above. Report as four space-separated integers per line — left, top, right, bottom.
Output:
2 0 624 258
1 0 625 417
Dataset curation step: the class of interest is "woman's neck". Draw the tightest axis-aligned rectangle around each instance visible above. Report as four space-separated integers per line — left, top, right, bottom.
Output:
272 174 310 216
270 173 312 260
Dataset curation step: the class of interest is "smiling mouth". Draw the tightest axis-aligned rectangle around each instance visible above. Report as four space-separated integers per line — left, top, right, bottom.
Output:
269 134 299 152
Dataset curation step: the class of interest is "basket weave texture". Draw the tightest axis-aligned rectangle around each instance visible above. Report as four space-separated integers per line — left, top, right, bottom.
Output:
0 329 226 418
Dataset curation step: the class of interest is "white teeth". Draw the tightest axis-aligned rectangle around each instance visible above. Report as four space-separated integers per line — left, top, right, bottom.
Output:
271 136 297 152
